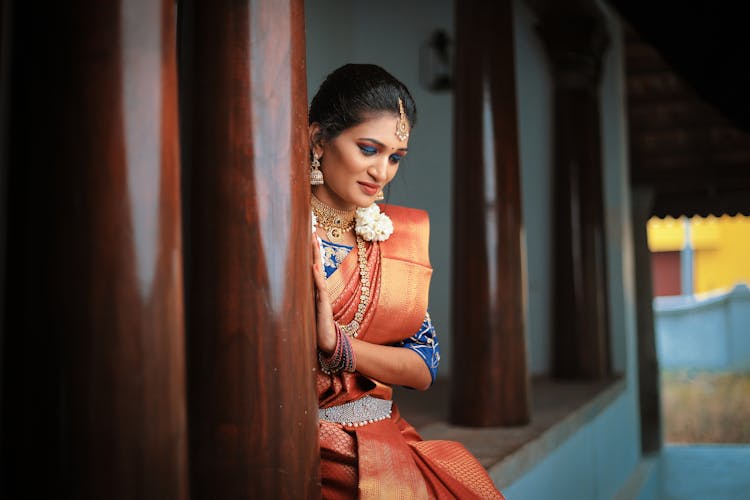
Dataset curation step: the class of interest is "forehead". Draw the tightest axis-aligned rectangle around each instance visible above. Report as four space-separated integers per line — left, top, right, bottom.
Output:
340 112 407 146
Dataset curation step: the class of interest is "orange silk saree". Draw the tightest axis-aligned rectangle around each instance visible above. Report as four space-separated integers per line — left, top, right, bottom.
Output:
318 205 504 499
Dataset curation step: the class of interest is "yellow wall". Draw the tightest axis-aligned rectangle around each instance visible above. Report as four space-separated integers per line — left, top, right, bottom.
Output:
647 215 750 293
647 217 684 252
692 215 750 293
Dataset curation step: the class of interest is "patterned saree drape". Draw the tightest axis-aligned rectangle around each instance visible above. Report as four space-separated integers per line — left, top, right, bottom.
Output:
317 205 503 500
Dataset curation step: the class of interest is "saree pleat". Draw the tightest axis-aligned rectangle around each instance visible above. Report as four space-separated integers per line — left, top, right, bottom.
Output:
318 205 504 499
320 420 359 499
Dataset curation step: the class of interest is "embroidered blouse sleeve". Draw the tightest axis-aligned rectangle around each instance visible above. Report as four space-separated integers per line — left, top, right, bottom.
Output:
394 311 440 384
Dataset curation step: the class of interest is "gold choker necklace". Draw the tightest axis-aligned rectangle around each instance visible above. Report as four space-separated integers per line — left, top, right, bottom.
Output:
311 195 356 243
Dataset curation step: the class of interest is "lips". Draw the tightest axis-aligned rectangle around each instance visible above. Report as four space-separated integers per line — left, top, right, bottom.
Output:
357 181 380 196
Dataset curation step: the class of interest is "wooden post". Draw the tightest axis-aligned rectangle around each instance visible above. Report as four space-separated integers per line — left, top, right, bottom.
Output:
178 0 319 497
1 1 188 497
535 1 612 379
631 188 662 453
450 0 530 427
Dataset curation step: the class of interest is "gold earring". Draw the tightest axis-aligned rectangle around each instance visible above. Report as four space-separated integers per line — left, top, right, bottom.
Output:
310 152 324 186
375 190 384 201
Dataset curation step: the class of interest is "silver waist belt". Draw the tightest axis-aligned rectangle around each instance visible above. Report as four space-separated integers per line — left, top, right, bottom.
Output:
318 395 393 427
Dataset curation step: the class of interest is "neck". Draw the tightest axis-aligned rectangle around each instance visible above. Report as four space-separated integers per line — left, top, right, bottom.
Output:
311 186 357 212
311 194 355 218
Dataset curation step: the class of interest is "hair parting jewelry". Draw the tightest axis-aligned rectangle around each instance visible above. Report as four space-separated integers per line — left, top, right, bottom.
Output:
310 152 324 186
395 97 409 141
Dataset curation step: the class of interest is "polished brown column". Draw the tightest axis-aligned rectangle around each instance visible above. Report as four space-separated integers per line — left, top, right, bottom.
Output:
179 1 319 498
1 1 187 498
535 2 612 379
450 0 530 427
632 188 662 453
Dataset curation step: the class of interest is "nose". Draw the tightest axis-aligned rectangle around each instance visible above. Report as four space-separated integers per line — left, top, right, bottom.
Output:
368 156 389 183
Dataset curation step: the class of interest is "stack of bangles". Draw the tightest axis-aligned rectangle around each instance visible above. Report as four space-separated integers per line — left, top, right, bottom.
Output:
318 322 356 374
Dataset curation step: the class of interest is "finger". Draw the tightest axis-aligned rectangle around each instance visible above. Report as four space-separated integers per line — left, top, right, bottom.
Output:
311 232 322 265
312 262 329 298
310 253 327 293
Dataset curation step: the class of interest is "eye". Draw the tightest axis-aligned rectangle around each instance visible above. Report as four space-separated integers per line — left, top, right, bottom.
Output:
389 153 403 164
358 144 377 156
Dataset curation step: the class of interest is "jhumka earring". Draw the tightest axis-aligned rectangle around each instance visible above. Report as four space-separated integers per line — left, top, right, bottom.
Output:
375 190 384 201
310 152 324 186
395 98 409 142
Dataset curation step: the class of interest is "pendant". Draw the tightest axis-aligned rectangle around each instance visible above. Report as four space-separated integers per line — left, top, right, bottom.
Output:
327 227 343 242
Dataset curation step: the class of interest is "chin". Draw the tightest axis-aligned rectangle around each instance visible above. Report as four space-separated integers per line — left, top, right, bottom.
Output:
344 192 370 208
356 197 376 208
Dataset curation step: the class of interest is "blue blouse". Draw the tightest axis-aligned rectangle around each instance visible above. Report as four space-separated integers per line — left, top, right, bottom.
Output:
320 238 440 383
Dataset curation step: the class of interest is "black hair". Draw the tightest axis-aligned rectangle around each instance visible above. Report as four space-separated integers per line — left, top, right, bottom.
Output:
308 64 417 144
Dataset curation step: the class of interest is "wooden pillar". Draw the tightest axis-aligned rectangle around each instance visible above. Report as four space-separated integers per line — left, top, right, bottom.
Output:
178 0 319 498
450 0 530 427
535 2 612 379
632 188 662 453
1 1 187 498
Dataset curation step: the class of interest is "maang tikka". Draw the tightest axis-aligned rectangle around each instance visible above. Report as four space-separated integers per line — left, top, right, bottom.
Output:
395 98 409 142
310 152 324 186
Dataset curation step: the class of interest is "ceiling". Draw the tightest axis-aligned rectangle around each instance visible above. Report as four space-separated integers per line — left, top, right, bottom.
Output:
607 0 750 217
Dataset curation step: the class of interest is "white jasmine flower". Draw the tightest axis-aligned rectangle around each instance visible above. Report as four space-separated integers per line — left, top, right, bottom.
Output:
355 204 393 242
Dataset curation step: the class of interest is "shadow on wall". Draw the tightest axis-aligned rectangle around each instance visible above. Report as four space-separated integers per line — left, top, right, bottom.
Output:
655 283 750 371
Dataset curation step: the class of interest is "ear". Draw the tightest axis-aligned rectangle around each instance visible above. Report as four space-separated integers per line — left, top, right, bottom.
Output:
308 123 325 159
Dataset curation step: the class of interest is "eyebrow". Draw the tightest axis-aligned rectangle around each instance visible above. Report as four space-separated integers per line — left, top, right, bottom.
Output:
358 137 409 152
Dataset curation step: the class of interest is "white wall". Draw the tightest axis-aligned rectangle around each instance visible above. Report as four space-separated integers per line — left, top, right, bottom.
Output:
514 0 553 375
503 2 641 498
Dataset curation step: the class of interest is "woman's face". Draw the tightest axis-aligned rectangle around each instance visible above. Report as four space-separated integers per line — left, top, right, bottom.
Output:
311 113 409 210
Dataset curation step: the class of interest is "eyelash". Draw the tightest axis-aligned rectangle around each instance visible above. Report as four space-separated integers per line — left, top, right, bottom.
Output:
359 145 377 155
358 145 403 164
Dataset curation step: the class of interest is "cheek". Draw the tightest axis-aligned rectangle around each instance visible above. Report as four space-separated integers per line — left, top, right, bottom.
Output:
330 147 363 173
322 149 349 177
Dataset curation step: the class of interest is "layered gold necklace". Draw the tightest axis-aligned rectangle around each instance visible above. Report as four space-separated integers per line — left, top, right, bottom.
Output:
311 194 356 243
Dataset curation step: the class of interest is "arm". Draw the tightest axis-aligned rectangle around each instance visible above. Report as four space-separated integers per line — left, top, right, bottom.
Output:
311 234 432 391
349 338 432 391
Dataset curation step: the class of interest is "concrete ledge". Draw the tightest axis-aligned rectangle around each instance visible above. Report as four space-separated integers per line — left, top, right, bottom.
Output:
615 452 659 500
394 376 626 488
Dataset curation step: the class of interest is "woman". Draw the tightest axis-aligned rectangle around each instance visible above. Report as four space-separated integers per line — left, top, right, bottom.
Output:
309 64 503 499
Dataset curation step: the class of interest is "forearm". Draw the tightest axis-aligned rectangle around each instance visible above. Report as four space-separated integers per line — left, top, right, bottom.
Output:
350 338 432 391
